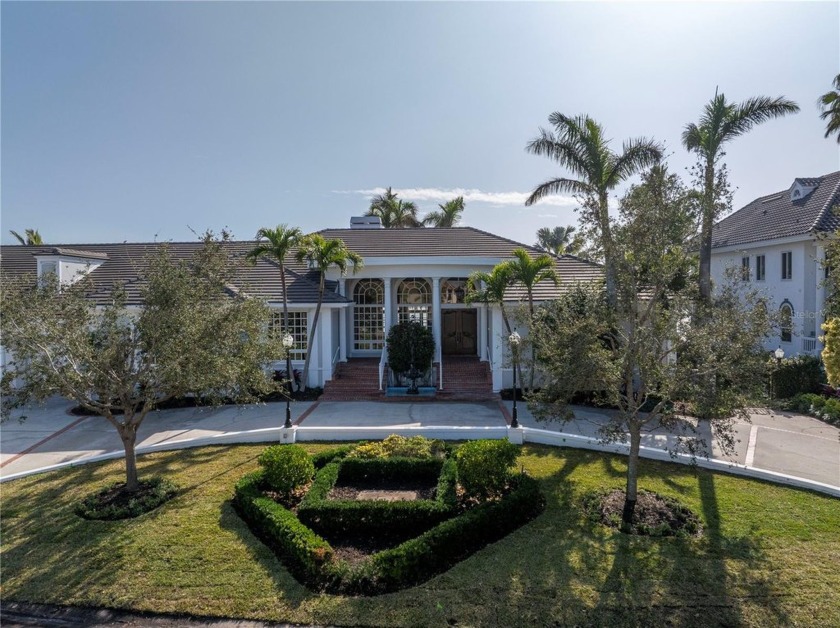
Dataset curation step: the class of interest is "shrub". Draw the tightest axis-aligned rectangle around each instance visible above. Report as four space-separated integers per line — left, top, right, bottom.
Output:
75 476 177 520
387 321 435 374
339 457 443 485
348 434 446 460
311 444 355 469
258 444 314 497
789 392 824 414
770 354 825 399
455 439 520 499
822 398 840 425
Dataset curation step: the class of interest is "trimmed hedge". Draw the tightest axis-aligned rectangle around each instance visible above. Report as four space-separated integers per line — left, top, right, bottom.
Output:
232 471 334 585
311 445 354 469
258 444 314 497
770 354 825 399
456 439 519 499
338 456 444 485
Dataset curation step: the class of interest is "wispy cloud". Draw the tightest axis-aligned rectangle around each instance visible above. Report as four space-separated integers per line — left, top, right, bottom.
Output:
334 187 577 208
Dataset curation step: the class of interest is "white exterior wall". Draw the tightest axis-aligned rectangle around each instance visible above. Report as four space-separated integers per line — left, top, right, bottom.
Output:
711 236 823 356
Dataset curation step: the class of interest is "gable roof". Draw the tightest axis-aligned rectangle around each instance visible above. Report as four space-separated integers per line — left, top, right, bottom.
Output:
711 171 840 249
0 227 603 305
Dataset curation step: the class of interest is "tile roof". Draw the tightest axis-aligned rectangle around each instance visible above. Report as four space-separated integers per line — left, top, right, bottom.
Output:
0 227 603 305
711 171 840 249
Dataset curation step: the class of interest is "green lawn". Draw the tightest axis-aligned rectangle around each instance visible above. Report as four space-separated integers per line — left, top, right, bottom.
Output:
2 443 838 627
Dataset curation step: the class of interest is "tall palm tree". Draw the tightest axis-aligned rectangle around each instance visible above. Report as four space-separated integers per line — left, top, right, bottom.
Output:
818 74 840 143
295 234 363 391
505 248 560 390
422 196 465 227
366 187 421 228
535 225 584 256
246 225 303 391
9 229 43 245
683 90 799 305
525 114 662 307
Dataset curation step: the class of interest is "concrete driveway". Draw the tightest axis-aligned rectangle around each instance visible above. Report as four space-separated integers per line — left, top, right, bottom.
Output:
2 397 838 489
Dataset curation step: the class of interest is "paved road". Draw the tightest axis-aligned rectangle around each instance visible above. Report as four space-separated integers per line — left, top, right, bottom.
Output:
1 396 838 488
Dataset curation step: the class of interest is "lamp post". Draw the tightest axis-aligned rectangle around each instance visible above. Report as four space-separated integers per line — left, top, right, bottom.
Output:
282 332 294 429
772 346 785 400
509 329 521 428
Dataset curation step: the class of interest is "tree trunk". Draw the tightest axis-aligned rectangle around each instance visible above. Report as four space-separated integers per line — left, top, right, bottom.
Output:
622 426 642 526
698 160 715 307
118 423 140 492
300 274 325 392
528 293 536 392
599 194 617 309
279 262 296 392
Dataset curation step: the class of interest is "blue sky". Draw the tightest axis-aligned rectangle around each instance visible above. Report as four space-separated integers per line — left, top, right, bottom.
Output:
2 2 838 247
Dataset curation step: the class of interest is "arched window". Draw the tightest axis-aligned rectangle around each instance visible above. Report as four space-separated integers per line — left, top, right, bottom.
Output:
780 301 794 343
397 278 432 328
441 278 469 304
353 279 384 351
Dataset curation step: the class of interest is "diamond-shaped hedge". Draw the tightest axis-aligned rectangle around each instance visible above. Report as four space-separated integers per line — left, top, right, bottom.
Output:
233 442 545 595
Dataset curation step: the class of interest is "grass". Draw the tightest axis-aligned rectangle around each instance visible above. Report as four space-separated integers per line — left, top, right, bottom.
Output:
2 443 839 627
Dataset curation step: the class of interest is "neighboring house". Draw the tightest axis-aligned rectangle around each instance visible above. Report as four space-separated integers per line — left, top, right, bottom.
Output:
710 171 840 357
0 219 602 395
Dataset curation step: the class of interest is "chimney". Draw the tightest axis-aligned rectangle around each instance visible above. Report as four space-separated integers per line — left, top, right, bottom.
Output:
350 216 383 229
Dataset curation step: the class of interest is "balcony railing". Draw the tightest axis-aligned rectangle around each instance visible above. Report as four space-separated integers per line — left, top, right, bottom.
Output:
802 337 818 354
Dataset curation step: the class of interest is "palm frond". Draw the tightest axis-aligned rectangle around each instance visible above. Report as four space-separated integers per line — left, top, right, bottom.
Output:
525 178 591 206
722 95 800 138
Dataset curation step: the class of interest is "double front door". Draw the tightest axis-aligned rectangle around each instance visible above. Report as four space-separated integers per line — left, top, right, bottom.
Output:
442 309 477 355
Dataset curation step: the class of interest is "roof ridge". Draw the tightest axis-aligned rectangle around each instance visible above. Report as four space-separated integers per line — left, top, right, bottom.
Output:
809 173 840 233
458 225 544 255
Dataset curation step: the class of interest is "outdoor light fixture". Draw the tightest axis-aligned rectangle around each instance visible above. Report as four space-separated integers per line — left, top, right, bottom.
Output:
509 330 521 428
283 333 294 429
774 346 785 362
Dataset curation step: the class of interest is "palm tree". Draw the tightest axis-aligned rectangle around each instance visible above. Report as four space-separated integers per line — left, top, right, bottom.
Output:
505 248 560 390
422 196 465 227
525 114 662 307
295 234 363 391
246 225 303 391
683 90 799 305
366 187 422 228
465 263 524 390
535 225 584 256
9 229 43 245
818 74 840 143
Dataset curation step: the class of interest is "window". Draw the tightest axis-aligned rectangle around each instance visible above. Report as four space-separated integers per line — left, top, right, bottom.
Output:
756 255 766 281
269 311 308 359
741 256 750 281
397 278 432 328
780 302 793 343
353 279 384 351
782 252 792 280
441 278 469 304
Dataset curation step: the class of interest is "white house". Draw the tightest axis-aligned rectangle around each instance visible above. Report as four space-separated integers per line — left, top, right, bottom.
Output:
710 171 840 357
0 219 602 399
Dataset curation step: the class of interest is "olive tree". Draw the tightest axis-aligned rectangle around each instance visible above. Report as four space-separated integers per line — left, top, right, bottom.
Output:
529 166 772 525
1 234 281 492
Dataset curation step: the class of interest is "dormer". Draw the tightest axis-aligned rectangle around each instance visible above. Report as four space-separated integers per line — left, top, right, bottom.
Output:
790 178 819 202
33 248 108 286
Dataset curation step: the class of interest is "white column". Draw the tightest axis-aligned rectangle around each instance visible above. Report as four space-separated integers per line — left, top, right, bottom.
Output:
320 312 333 386
478 306 488 361
384 278 393 339
817 244 826 352
339 279 348 361
491 307 504 392
432 277 442 363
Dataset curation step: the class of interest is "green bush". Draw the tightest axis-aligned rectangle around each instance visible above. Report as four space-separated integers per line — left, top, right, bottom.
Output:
822 398 840 424
233 471 335 586
455 439 520 499
789 392 823 414
770 354 825 399
387 321 435 374
436 458 458 511
258 444 314 497
75 476 177 520
339 457 443 485
311 444 355 469
348 434 446 459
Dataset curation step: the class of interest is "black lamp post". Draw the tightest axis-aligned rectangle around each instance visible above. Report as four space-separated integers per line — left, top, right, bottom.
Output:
509 329 521 428
282 332 294 429
772 346 785 400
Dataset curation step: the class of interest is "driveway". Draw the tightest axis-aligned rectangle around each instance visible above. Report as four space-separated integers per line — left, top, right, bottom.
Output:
1 397 838 489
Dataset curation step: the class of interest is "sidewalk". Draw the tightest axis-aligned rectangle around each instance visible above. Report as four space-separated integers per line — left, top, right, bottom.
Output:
1 396 838 490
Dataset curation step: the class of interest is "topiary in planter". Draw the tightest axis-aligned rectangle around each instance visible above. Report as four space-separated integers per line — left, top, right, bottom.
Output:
258 444 314 498
387 322 435 374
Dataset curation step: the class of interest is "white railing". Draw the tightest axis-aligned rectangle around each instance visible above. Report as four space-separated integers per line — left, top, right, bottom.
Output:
802 337 818 354
331 346 341 379
378 342 388 391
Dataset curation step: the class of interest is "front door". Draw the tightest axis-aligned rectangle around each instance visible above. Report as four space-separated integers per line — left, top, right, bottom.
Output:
442 309 477 355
